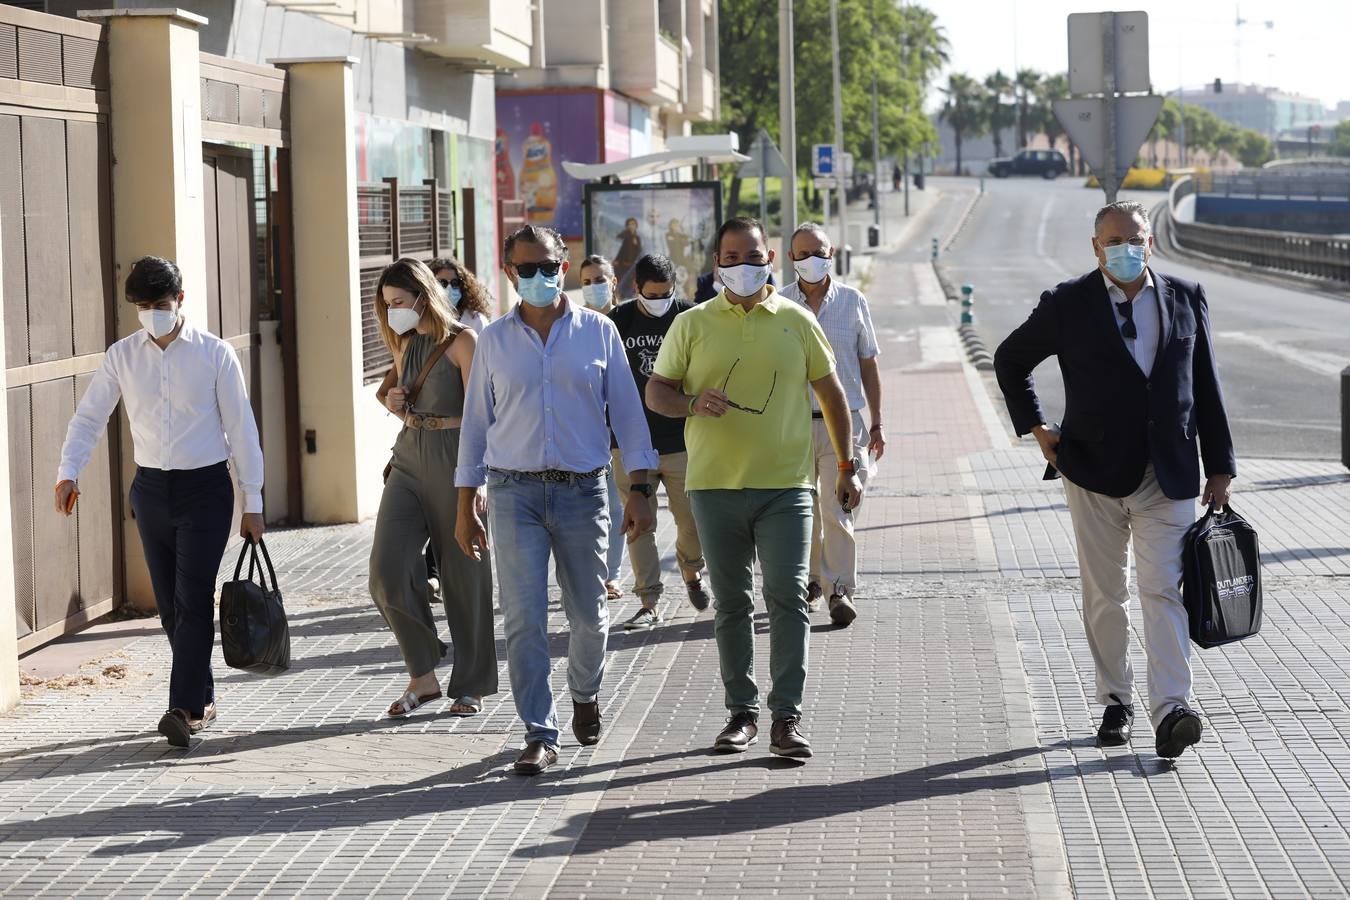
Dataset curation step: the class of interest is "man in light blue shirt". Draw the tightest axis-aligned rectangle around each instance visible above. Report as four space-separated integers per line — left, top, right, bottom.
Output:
455 224 657 775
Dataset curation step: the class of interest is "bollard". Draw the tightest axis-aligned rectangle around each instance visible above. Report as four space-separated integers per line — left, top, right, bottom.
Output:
979 176 985 193
961 283 975 325
1343 366 1350 471
931 236 939 259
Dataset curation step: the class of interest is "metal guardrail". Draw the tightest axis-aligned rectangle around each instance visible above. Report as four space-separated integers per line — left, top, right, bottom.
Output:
1204 173 1350 202
1167 175 1350 285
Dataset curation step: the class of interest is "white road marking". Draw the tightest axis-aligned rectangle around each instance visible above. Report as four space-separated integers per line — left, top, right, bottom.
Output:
1215 331 1349 379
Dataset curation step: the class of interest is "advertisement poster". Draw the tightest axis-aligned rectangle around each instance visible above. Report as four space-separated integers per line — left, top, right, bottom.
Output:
495 92 601 239
584 182 723 298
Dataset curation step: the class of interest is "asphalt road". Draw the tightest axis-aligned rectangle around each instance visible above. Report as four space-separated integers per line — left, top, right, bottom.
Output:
917 175 1350 461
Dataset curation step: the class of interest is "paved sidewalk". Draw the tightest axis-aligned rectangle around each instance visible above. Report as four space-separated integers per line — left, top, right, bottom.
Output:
4 190 1350 897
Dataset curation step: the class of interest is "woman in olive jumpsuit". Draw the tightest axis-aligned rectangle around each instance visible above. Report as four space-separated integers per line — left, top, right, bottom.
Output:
370 258 496 717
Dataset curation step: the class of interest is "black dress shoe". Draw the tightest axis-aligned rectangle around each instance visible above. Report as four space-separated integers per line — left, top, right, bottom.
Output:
714 711 759 753
514 740 558 775
769 716 813 758
1155 706 1203 759
1097 694 1134 747
158 709 192 748
572 700 602 746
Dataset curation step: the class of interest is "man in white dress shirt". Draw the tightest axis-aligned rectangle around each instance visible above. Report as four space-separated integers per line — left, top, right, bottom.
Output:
55 256 265 748
778 223 885 627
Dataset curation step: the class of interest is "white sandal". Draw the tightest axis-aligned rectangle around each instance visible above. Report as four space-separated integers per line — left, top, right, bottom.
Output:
387 688 442 718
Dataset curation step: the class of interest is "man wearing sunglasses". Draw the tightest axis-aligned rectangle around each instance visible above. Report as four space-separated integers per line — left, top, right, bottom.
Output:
455 225 657 776
994 201 1235 760
779 222 884 627
647 216 863 760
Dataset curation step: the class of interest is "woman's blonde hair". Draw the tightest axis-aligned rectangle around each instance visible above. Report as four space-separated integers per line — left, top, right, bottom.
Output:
372 257 462 359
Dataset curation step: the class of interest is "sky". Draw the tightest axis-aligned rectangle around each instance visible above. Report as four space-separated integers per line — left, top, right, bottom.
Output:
918 0 1350 111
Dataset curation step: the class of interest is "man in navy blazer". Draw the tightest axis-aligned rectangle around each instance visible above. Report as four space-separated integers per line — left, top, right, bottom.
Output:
994 200 1235 760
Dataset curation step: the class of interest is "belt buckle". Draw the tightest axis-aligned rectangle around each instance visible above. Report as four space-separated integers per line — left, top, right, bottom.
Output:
406 414 424 429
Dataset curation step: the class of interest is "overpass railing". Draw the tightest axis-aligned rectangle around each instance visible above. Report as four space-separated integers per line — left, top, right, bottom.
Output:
1203 172 1350 202
1167 175 1350 285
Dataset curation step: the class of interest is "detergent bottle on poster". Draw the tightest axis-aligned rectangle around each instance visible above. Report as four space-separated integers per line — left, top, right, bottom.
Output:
495 128 515 202
518 123 557 225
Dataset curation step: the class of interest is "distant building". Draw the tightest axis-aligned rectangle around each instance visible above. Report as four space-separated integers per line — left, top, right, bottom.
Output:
1178 83 1325 138
1337 101 1350 122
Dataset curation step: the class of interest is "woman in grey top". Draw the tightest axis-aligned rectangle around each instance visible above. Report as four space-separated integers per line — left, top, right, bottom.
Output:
371 258 496 718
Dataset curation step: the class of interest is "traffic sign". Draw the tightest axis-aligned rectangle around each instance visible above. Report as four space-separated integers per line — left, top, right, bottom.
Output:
1068 11 1150 95
740 129 791 179
839 152 854 178
812 144 835 177
1053 95 1163 181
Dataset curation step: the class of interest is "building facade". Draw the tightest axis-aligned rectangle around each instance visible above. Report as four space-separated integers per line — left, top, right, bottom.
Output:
1178 82 1327 139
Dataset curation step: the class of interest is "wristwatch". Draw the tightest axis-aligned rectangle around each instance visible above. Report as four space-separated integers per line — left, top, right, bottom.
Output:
630 483 653 498
837 456 863 475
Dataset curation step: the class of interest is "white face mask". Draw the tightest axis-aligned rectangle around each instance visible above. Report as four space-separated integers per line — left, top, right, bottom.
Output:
639 294 674 317
717 263 770 297
581 282 612 309
794 255 832 284
386 305 421 335
138 308 179 339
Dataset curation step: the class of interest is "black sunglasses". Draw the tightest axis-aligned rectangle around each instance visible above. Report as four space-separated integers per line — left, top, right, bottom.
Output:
513 261 562 278
719 359 776 415
438 277 464 290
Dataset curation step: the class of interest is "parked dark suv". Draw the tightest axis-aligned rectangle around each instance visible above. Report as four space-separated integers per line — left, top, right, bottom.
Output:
988 149 1069 179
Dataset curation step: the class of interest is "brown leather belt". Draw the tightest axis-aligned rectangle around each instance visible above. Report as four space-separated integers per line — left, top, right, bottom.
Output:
405 414 459 430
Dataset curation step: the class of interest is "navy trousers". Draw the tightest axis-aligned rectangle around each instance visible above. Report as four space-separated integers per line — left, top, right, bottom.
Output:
129 461 234 718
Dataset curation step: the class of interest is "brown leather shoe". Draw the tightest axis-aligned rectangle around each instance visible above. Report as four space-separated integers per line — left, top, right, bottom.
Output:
514 740 558 775
572 700 602 746
157 709 192 748
770 716 813 758
714 711 759 753
828 593 858 627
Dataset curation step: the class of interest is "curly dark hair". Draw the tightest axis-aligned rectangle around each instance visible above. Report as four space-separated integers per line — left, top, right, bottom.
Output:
427 256 492 319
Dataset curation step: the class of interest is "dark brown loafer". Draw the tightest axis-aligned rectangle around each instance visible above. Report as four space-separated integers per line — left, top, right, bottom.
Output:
514 740 558 775
158 709 192 748
189 702 217 734
572 700 602 746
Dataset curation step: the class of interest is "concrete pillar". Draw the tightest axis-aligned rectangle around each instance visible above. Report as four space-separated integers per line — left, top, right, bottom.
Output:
81 7 209 610
0 206 21 713
271 58 392 523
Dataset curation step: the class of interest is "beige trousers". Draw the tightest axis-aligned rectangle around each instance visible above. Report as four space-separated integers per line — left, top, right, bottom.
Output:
1061 465 1196 731
611 449 706 606
809 410 869 596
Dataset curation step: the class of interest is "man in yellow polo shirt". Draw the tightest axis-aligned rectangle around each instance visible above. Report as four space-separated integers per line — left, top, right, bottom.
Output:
647 216 864 760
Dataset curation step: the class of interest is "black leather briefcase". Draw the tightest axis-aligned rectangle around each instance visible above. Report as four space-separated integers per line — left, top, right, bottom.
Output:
1182 504 1263 649
220 539 291 675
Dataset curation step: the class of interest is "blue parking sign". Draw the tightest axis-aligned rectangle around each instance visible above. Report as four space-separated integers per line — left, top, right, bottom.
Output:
812 144 834 177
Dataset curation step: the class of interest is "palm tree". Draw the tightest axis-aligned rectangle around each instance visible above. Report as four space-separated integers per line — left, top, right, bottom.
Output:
1014 68 1042 149
939 73 987 176
899 5 950 88
1036 73 1072 169
983 70 1015 158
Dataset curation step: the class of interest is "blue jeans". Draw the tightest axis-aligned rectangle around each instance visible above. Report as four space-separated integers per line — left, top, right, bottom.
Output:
488 469 610 748
605 467 625 582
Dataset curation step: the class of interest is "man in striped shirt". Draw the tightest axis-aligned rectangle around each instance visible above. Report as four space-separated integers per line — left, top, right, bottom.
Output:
779 223 886 627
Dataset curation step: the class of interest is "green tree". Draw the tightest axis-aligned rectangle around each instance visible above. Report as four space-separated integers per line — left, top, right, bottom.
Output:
1013 68 1042 149
983 70 1015 158
704 0 949 217
939 73 987 175
1330 120 1350 157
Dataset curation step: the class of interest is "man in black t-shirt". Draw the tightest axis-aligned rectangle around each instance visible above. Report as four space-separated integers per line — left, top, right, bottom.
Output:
610 255 710 629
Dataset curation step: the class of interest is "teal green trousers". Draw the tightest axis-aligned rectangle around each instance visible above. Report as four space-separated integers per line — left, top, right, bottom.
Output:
688 488 813 720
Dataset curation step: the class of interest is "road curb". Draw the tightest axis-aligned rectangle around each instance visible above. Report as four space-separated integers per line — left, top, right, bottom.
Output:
932 259 996 372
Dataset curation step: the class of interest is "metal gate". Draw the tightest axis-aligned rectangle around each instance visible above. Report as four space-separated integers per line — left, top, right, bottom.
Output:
1 6 120 651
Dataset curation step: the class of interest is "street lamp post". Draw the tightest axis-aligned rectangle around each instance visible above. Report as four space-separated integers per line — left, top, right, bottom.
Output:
829 0 847 264
779 0 798 286
870 0 882 236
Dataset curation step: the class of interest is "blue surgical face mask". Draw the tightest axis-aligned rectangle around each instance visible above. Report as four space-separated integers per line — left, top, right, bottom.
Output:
517 271 562 308
581 282 611 309
1102 242 1147 283
448 285 462 306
